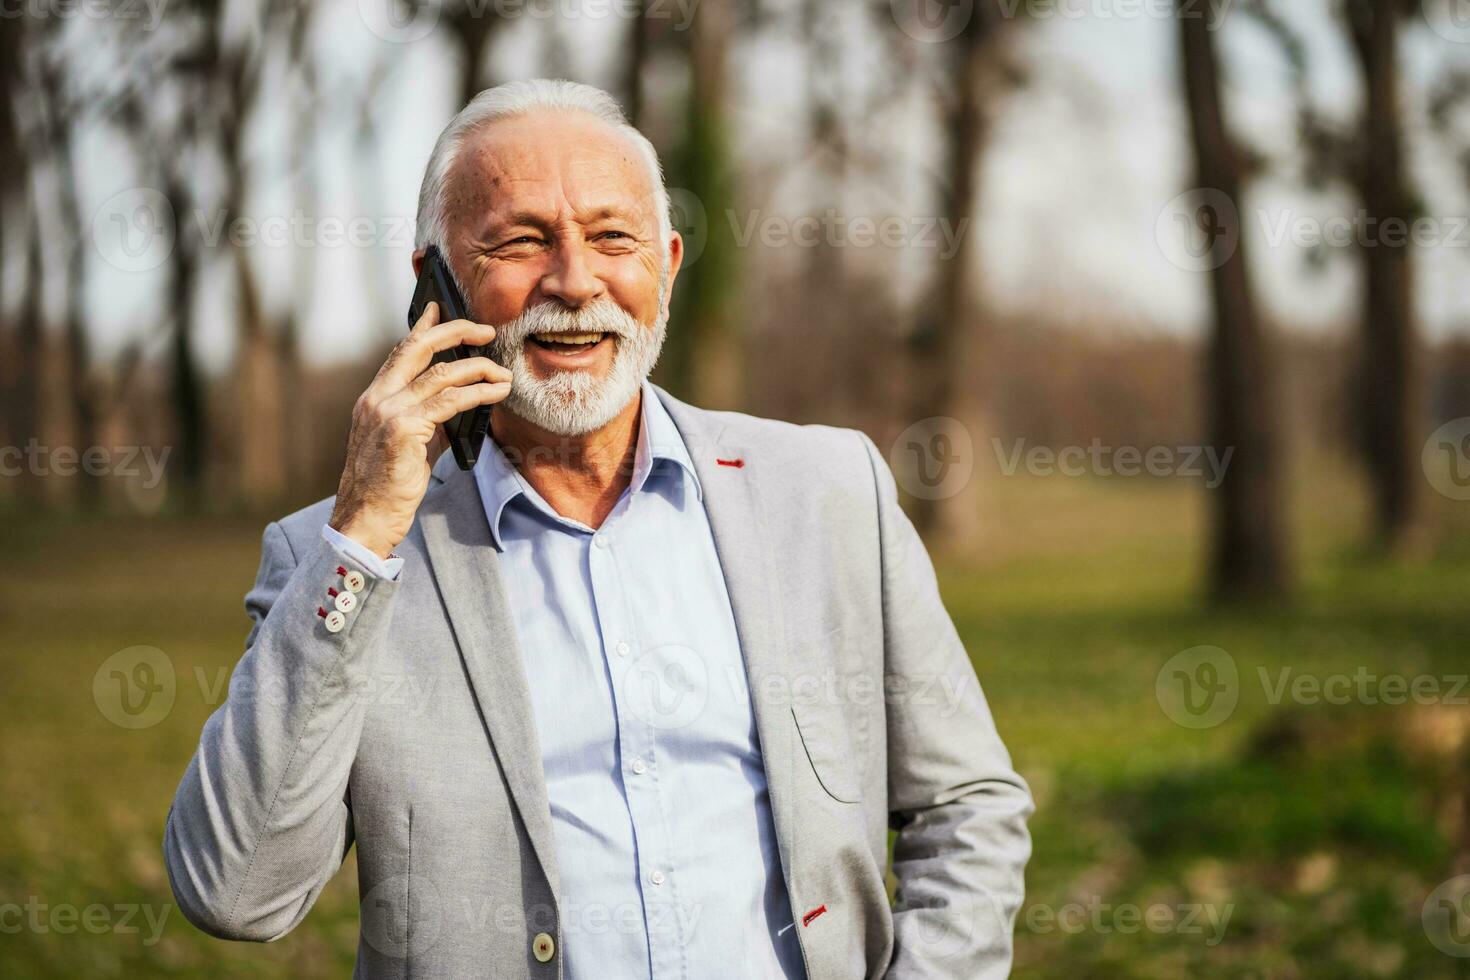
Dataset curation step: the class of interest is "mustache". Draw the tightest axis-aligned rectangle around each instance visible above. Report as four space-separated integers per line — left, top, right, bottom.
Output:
491 300 643 349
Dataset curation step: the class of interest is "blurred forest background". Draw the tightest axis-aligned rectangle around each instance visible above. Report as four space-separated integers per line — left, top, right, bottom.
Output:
4 0 1470 977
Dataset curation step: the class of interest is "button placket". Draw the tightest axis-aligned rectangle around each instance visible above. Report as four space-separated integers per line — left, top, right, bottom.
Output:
586 518 680 976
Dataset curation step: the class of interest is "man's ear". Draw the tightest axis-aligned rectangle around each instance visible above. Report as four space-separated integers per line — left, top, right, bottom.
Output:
660 232 684 320
411 248 426 278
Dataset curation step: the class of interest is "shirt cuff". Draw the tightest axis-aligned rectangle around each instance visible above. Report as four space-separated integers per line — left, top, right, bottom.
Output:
321 524 405 582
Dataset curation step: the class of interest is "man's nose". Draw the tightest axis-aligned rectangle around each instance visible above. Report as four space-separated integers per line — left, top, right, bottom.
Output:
540 240 605 308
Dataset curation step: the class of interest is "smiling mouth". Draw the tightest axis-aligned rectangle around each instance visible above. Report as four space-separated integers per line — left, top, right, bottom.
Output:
528 331 609 354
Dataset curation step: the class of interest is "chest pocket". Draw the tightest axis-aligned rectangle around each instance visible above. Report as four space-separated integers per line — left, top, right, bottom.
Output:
791 702 864 803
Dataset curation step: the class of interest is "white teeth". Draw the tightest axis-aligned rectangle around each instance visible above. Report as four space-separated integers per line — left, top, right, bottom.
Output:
533 331 604 345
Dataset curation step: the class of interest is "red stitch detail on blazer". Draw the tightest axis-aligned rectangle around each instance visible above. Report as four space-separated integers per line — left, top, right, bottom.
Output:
802 905 827 927
316 607 327 618
336 566 347 576
716 457 745 468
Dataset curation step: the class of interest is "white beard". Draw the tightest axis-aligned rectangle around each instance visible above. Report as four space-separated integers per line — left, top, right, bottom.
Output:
488 297 668 437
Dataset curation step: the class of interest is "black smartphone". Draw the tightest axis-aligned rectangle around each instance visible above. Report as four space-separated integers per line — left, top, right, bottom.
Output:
407 245 491 471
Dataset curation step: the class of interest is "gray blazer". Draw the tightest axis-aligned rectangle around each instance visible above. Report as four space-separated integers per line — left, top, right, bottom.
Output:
164 387 1033 979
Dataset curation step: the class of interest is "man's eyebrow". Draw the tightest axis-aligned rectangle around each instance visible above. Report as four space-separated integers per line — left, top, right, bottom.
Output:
477 205 646 241
485 210 554 232
579 205 638 223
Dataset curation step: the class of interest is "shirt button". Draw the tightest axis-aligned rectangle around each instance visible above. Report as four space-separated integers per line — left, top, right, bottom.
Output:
650 870 665 886
324 610 346 634
631 758 647 775
532 931 555 963
343 570 366 593
333 591 357 613
593 534 610 549
616 641 630 657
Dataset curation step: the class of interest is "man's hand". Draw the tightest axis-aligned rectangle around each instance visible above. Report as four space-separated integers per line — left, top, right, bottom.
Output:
328 302 512 559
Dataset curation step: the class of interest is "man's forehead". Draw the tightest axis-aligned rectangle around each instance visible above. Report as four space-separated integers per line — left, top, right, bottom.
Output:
451 111 655 218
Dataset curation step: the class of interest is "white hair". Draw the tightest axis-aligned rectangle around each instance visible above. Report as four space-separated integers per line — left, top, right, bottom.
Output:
414 78 672 255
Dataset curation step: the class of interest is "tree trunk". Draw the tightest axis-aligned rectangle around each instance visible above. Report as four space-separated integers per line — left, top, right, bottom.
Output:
907 15 991 548
1346 0 1420 552
56 131 101 507
11 206 45 504
622 0 648 127
448 9 499 107
235 254 286 507
167 175 207 502
1178 3 1292 600
0 15 20 483
657 0 740 409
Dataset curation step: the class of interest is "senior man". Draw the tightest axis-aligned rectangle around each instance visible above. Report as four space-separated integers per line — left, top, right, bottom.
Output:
164 79 1031 979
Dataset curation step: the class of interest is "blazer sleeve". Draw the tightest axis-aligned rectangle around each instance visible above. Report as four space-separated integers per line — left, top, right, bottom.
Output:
857 432 1034 980
163 521 401 941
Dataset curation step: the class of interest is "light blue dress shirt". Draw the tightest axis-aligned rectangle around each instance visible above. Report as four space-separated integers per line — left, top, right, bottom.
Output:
324 383 805 979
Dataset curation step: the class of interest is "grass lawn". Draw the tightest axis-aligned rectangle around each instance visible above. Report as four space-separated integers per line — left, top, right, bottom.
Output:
2 463 1468 977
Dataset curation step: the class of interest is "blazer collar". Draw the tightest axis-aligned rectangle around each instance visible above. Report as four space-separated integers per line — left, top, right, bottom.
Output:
467 382 704 550
427 383 710 488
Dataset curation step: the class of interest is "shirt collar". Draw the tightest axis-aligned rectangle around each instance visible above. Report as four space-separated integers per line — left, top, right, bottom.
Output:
474 381 702 549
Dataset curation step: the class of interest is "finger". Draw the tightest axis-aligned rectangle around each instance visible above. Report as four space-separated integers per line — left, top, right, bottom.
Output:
417 381 513 425
376 318 498 394
412 300 441 333
382 356 513 414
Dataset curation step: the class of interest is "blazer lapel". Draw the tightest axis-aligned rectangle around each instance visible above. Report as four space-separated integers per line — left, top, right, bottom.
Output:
657 389 806 896
417 462 562 901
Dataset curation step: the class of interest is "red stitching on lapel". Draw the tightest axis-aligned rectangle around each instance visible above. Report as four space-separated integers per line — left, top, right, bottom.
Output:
802 904 827 927
716 457 745 468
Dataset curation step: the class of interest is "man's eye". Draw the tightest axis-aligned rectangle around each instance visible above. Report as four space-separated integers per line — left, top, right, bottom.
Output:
598 231 630 241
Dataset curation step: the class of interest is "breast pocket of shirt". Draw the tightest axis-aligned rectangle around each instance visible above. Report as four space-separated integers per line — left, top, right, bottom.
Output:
791 702 864 804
